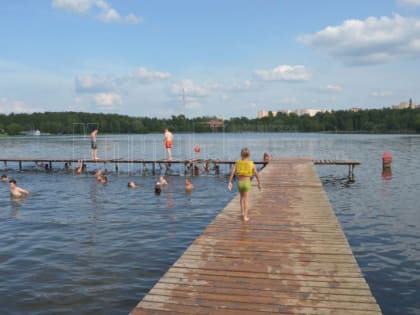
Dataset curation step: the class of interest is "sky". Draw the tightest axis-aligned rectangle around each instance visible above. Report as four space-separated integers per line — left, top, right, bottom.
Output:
1 0 420 118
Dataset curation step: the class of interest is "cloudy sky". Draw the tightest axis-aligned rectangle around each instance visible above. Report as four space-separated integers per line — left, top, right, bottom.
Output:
1 0 420 118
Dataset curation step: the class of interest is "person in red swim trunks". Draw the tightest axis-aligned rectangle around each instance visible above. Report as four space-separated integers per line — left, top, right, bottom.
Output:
164 128 173 160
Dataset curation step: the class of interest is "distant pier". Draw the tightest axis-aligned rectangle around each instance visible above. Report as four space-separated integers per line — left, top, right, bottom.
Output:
1 157 359 179
129 158 380 315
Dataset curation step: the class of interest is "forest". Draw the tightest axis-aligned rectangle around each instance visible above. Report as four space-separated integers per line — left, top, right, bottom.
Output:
0 107 420 135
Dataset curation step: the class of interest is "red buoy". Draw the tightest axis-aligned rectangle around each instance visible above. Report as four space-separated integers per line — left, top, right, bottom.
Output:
382 151 392 168
194 146 201 153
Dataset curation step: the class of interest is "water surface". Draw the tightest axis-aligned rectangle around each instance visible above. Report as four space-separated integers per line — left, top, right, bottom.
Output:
0 133 419 315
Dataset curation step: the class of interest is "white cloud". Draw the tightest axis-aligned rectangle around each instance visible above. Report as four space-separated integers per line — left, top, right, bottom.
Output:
370 91 393 97
74 67 170 95
94 93 122 108
0 98 44 114
75 74 115 93
99 8 120 23
254 65 311 81
52 0 95 14
130 67 171 83
52 0 142 24
321 84 343 92
298 14 420 65
397 0 420 7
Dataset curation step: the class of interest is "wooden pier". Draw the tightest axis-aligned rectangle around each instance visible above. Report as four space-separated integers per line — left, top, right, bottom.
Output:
0 158 240 175
1 157 359 179
130 158 380 315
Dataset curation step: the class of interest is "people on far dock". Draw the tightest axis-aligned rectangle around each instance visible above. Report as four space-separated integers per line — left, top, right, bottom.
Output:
9 179 29 199
90 128 99 160
1 174 8 182
164 128 173 160
228 147 262 222
185 178 194 191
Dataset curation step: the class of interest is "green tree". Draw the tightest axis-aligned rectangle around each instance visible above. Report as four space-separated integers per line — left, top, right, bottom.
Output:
5 123 23 135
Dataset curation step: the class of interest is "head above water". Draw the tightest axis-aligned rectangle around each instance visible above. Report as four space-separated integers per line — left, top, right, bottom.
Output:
1 174 8 182
9 179 16 185
155 183 161 194
241 147 250 158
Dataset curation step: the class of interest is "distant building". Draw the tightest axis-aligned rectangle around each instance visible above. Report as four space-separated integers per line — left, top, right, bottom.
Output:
351 107 362 112
391 102 410 109
258 110 271 118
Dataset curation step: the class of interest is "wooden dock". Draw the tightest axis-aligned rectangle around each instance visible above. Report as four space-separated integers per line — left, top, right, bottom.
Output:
0 157 247 174
1 157 359 179
130 158 380 315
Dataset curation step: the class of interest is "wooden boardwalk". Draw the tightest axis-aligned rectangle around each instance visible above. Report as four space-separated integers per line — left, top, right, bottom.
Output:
130 158 380 315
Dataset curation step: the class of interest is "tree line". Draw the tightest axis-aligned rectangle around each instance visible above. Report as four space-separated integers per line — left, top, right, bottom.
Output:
0 108 420 135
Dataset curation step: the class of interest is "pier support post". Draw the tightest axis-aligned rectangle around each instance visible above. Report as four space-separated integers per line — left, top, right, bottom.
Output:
348 164 355 182
19 161 22 171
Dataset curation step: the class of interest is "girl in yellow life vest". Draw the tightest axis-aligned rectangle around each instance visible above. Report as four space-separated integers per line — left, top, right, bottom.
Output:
228 147 261 221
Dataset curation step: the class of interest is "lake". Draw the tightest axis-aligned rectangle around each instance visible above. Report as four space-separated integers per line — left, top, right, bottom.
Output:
0 133 419 315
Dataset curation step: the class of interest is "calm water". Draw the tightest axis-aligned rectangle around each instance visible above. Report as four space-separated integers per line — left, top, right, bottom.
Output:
0 133 419 315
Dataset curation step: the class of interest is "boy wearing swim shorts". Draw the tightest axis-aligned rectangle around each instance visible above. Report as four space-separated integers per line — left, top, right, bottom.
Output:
228 147 261 221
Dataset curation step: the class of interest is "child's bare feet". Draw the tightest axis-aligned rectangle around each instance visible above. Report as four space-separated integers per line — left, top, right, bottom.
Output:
243 216 249 221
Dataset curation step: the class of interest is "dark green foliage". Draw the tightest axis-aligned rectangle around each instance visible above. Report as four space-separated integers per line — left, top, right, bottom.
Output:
0 108 419 135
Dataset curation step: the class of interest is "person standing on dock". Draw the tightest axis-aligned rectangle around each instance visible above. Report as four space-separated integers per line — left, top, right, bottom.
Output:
228 147 261 221
90 128 99 160
164 128 173 160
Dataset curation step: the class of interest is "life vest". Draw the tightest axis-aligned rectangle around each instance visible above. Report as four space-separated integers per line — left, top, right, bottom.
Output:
236 160 254 177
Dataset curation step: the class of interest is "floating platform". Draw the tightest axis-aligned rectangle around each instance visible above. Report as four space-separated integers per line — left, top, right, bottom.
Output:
130 158 380 315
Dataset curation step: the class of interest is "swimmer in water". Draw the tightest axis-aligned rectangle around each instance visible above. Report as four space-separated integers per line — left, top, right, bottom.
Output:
9 179 29 199
185 178 194 191
155 183 162 195
97 175 107 184
1 174 8 182
158 176 168 186
128 181 139 188
74 160 85 175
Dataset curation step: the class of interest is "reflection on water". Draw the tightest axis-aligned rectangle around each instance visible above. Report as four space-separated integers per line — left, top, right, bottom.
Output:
382 167 392 180
0 133 419 315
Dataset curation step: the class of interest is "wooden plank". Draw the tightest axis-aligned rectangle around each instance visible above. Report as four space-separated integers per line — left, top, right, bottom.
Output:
130 158 381 314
